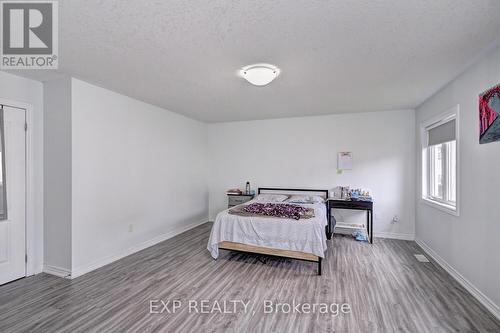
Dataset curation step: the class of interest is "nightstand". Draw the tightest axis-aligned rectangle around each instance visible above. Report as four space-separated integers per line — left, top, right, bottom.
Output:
227 194 254 208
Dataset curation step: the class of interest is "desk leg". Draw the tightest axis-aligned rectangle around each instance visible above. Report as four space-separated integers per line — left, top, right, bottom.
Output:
326 208 333 240
366 209 373 244
366 210 370 243
369 209 373 244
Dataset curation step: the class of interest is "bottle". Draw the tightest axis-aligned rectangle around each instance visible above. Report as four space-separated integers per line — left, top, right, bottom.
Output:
246 182 250 195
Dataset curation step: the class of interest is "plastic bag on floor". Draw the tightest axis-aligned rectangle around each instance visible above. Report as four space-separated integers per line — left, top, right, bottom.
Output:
353 230 368 242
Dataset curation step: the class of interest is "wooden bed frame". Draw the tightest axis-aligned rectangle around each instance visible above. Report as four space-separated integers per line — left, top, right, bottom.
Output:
218 187 330 275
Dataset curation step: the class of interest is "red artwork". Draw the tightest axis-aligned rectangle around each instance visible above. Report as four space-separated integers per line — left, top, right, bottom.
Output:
479 84 500 144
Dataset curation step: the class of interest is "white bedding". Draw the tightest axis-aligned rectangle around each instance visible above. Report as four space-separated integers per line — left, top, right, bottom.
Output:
207 200 328 259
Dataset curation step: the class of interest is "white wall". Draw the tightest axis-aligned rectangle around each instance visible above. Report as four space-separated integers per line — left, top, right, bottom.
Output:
0 71 44 274
208 110 416 239
70 79 209 274
43 76 72 271
415 46 500 314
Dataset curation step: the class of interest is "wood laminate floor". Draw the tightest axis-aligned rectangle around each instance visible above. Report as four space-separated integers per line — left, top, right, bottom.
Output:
1 222 499 333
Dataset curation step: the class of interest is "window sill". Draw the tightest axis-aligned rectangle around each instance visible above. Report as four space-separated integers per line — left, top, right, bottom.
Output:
421 198 459 216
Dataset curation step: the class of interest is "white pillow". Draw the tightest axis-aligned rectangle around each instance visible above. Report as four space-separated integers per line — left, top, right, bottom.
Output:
309 195 325 203
255 194 289 202
286 195 325 204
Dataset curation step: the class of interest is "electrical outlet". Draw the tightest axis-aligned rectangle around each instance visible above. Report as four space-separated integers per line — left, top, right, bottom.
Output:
128 224 134 233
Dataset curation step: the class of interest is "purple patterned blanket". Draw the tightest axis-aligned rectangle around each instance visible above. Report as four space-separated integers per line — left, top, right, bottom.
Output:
228 203 315 220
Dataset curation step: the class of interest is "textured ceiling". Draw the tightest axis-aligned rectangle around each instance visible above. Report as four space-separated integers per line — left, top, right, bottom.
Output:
12 0 500 122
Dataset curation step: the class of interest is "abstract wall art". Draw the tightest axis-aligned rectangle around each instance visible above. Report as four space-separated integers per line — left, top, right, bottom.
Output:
479 83 500 144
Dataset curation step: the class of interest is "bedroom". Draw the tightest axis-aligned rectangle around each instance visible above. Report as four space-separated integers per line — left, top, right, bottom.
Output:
0 1 499 332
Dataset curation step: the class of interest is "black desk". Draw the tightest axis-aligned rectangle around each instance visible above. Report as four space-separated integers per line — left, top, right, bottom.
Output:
326 199 373 243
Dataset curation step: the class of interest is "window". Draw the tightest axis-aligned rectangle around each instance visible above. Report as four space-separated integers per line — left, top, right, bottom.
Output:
422 107 459 215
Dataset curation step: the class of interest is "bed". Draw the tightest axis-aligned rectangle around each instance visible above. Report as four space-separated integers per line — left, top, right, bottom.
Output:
207 187 331 275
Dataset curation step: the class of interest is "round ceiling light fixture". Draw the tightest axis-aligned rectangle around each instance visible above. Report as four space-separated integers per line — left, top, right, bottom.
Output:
239 63 280 86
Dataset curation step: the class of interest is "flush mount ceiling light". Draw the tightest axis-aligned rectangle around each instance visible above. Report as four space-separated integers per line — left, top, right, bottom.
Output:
239 63 280 86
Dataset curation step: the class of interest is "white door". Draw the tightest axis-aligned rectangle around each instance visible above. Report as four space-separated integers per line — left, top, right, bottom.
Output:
0 105 26 285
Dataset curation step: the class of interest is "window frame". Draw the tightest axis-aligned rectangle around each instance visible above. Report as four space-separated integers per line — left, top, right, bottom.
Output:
420 105 460 216
0 107 6 220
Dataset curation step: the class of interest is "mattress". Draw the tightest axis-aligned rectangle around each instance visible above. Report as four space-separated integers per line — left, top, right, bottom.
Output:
207 199 328 259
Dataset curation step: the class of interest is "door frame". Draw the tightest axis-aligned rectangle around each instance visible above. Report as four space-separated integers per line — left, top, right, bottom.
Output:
0 98 35 277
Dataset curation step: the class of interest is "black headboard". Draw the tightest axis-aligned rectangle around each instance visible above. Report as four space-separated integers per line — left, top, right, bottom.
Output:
258 187 329 199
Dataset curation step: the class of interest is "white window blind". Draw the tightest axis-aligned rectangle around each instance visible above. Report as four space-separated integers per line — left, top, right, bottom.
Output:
428 119 456 146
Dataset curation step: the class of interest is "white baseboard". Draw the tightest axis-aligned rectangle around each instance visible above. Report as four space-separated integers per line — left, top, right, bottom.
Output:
70 219 208 279
415 238 500 321
42 264 71 278
374 231 415 241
